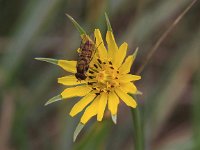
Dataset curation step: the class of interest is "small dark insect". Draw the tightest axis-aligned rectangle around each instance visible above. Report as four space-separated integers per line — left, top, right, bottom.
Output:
75 35 96 80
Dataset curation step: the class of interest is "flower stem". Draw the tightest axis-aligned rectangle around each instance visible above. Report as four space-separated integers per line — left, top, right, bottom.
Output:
136 0 197 75
131 105 144 150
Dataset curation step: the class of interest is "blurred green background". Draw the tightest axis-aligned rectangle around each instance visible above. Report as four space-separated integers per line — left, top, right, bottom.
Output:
0 0 200 150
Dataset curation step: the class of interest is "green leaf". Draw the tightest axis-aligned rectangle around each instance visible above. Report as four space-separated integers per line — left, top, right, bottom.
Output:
73 123 85 142
44 95 62 106
66 14 86 36
35 57 58 65
105 12 112 32
131 105 144 150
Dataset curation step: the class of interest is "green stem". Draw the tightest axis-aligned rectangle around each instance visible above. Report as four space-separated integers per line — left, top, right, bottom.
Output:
136 0 197 75
131 106 144 150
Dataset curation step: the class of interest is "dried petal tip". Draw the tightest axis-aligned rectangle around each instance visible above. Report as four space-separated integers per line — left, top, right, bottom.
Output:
73 123 85 142
133 47 139 59
65 14 86 36
135 90 143 95
44 95 62 106
35 57 58 65
111 114 117 124
105 12 112 32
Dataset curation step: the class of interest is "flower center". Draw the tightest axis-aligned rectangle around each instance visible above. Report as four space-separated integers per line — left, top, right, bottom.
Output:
86 58 120 93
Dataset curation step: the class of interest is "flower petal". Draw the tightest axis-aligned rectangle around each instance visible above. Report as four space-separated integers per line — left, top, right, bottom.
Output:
61 85 91 99
119 55 134 74
120 82 137 94
113 42 128 68
70 93 96 117
119 74 141 83
80 96 100 124
94 29 107 60
106 31 118 58
108 91 119 115
115 87 137 108
58 60 77 73
97 93 108 121
58 75 85 86
81 34 93 43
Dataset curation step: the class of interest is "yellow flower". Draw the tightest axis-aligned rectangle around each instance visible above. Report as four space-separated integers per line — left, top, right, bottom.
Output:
36 14 141 141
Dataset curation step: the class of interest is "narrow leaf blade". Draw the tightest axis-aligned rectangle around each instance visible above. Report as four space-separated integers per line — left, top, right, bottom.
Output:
73 123 85 142
66 14 86 36
35 57 58 65
105 12 113 32
45 95 62 106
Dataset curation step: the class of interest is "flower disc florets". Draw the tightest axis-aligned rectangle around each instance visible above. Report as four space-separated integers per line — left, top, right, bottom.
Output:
86 59 120 93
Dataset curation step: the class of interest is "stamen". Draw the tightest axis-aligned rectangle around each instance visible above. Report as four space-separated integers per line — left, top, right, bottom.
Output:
109 61 112 65
110 66 114 69
89 70 94 74
97 63 102 69
89 76 93 79
88 82 93 85
97 59 102 64
89 67 98 73
94 64 98 68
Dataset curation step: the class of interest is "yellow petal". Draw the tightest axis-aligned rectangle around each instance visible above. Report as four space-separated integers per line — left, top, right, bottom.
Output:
94 29 107 60
97 93 108 121
58 75 85 86
80 96 100 124
115 87 137 108
119 55 134 74
106 31 118 58
113 42 128 68
77 48 81 53
81 34 93 43
119 74 141 83
120 82 137 94
70 93 96 117
58 60 77 73
61 85 91 99
108 91 119 115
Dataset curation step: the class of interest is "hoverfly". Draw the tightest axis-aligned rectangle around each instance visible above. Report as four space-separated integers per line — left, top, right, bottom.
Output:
75 35 96 80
